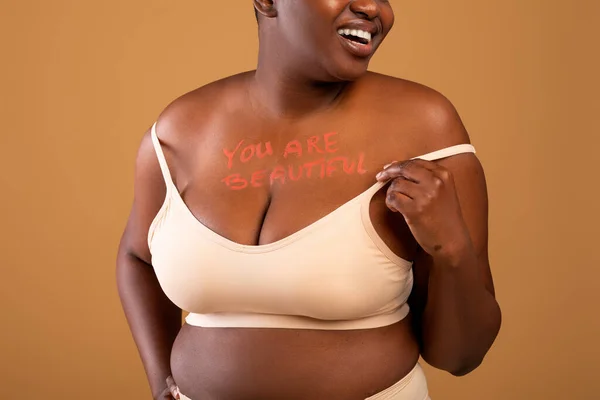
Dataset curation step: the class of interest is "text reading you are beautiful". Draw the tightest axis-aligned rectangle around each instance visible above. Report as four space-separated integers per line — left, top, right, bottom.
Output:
221 131 367 190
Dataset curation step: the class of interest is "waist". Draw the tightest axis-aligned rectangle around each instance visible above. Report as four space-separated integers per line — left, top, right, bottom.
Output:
171 318 420 400
184 303 410 330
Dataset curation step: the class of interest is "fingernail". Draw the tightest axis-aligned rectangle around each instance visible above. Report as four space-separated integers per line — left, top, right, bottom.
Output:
376 171 384 179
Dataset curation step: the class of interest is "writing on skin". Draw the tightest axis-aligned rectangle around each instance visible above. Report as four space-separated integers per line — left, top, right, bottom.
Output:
221 132 367 191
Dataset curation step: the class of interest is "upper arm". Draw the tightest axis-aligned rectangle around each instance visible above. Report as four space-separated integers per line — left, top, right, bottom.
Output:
437 153 493 294
117 126 168 265
407 87 495 317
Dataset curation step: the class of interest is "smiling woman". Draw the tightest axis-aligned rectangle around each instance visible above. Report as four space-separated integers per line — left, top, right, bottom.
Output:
116 1 501 399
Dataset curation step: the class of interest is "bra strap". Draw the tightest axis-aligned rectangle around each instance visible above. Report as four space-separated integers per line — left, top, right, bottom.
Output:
150 122 174 191
360 143 477 208
411 143 476 161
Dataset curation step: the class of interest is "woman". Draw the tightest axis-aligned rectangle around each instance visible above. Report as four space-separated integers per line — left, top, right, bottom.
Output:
117 1 501 399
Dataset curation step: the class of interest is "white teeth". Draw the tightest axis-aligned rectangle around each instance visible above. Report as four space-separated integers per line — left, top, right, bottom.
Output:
357 30 370 40
337 28 372 42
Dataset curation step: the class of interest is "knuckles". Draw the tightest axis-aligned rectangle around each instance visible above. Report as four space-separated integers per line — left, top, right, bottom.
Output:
389 179 404 191
437 168 452 182
386 191 397 204
413 203 425 215
384 163 454 211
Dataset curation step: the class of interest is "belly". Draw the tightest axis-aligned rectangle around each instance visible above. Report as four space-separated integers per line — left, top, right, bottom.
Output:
170 317 420 400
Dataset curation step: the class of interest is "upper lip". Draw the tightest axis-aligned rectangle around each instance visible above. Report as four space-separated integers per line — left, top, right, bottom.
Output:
337 20 380 37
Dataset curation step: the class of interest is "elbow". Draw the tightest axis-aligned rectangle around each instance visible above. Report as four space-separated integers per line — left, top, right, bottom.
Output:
422 350 486 377
424 303 502 376
422 351 483 377
448 357 483 377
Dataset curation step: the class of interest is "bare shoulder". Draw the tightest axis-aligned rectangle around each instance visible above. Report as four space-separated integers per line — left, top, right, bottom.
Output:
361 72 472 154
153 71 253 143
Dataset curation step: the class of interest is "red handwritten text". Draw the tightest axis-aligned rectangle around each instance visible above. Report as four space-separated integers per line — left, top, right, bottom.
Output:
222 132 339 169
221 153 367 191
220 131 367 190
223 141 274 169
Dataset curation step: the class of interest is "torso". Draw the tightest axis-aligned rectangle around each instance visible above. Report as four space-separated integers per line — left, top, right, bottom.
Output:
156 72 444 399
171 319 419 400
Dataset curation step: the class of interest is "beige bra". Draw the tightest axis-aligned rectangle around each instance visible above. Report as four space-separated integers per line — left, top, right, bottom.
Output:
148 123 476 330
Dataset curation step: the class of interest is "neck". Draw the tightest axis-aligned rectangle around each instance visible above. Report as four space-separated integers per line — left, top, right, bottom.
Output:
250 40 348 119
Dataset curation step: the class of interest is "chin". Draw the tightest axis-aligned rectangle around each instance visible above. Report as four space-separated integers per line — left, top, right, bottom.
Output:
329 61 371 82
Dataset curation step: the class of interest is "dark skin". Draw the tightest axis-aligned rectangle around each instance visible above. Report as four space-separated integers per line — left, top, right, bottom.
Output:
117 1 501 399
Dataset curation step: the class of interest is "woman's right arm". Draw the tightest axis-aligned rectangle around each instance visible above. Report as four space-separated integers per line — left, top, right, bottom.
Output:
116 127 182 399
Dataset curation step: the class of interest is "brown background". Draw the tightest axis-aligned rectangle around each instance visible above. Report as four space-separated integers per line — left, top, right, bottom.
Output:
1 0 598 398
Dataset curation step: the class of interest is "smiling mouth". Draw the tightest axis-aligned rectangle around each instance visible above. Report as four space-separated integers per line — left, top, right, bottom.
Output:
337 28 372 45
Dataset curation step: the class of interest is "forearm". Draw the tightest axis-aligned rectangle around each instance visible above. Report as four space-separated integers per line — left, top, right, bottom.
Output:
420 244 501 375
117 252 182 398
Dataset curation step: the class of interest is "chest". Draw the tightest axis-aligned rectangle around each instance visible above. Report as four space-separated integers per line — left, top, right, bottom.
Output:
166 115 417 259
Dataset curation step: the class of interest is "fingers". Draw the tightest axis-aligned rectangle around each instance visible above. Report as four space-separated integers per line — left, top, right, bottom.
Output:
385 189 411 213
377 159 435 183
379 159 453 216
378 159 452 187
388 177 420 200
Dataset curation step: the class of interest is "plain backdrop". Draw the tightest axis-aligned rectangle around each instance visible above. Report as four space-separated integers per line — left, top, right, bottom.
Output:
1 0 598 398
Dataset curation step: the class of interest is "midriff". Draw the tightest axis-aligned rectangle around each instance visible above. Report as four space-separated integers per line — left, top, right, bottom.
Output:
170 316 420 400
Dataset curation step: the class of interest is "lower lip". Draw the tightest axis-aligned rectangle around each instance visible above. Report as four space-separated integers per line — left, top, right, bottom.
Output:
337 34 374 58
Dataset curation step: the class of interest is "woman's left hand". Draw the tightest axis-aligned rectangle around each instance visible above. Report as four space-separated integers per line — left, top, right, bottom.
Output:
376 159 472 262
